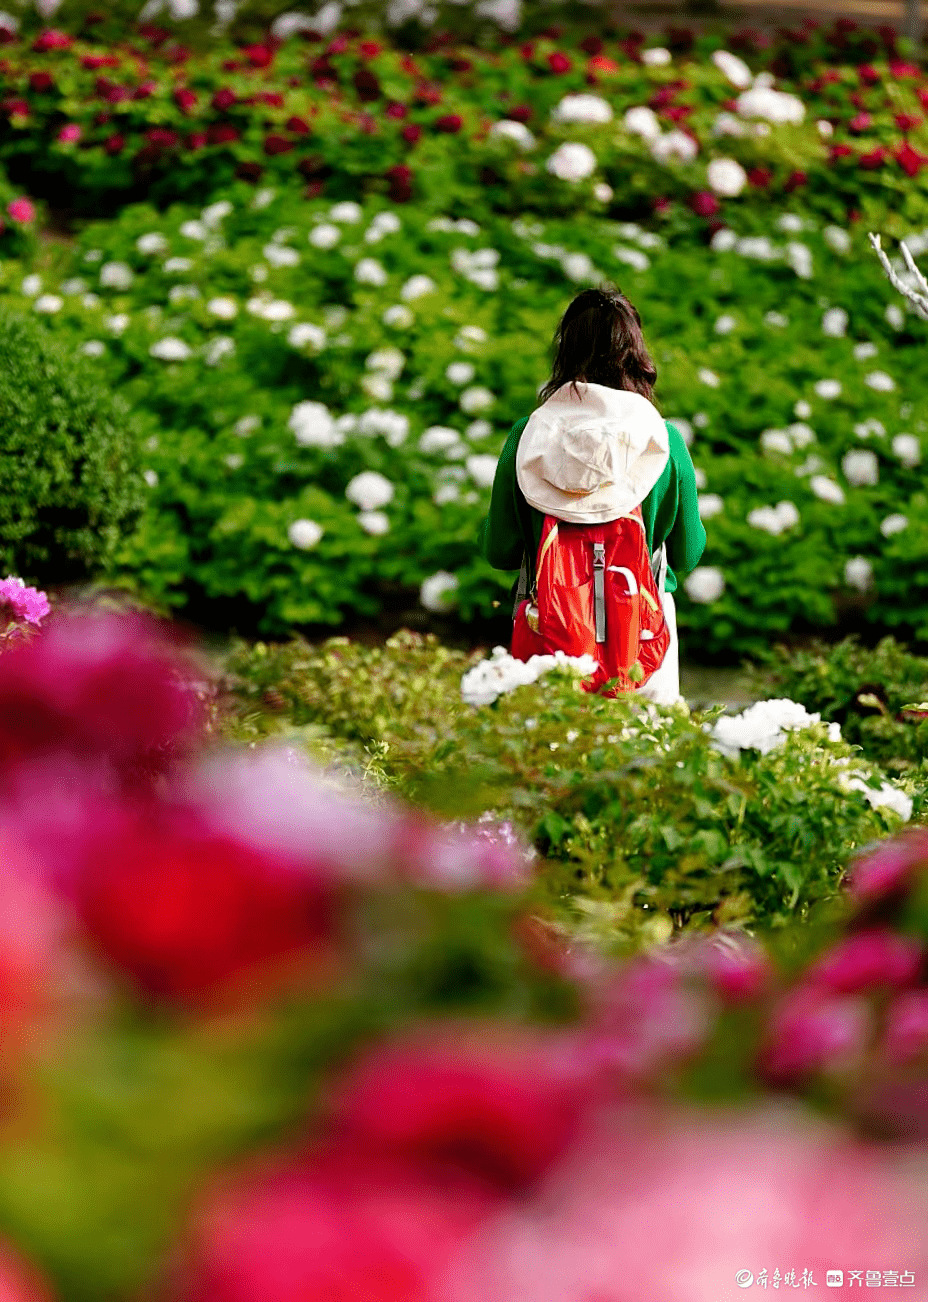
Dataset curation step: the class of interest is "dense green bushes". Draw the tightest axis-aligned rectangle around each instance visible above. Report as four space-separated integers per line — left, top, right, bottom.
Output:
0 313 144 584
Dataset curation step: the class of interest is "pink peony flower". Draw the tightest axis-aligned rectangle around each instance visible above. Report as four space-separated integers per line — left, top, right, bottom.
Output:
897 141 928 177
849 110 873 132
6 199 34 224
435 114 463 133
386 101 408 119
895 111 922 131
807 930 924 994
211 88 237 111
859 62 880 84
56 123 82 143
760 987 869 1082
689 190 720 217
103 133 125 155
889 59 921 78
883 988 928 1065
402 123 422 143
547 52 572 74
243 43 274 68
31 29 72 52
859 145 890 169
0 577 49 628
173 87 197 114
846 832 928 905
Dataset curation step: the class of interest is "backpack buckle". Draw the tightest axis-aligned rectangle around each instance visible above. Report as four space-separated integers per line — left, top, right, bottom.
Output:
592 542 606 644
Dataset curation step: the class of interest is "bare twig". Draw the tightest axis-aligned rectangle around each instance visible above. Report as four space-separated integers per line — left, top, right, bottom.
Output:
868 231 928 321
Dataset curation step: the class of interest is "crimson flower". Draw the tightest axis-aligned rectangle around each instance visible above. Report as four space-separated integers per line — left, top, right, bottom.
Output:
29 72 53 93
760 987 869 1082
829 143 854 161
806 930 923 994
243 43 274 68
580 34 604 55
173 87 197 114
286 115 310 135
547 52 572 74
401 123 422 144
220 59 239 72
784 169 807 192
519 41 534 60
889 59 921 78
849 111 873 133
435 113 463 133
32 29 72 51
689 190 720 217
859 63 879 85
895 112 922 132
56 123 81 143
263 133 294 156
897 141 928 176
747 166 772 187
236 162 263 182
848 832 928 905
326 35 349 55
360 40 381 58
186 131 207 151
2 99 29 119
132 80 156 99
663 104 692 122
6 198 35 223
145 127 180 147
387 163 413 202
211 88 237 111
507 104 532 122
353 68 381 101
207 123 239 145
81 54 119 69
386 101 407 119
919 88 928 110
254 91 284 107
588 54 620 73
858 145 890 169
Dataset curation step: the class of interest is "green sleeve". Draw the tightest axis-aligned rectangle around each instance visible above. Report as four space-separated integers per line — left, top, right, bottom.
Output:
641 422 707 593
480 417 536 571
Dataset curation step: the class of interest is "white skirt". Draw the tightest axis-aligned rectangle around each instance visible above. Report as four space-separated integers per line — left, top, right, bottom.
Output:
636 590 681 706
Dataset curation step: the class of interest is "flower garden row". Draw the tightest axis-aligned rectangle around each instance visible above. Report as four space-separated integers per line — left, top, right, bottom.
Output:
0 15 926 228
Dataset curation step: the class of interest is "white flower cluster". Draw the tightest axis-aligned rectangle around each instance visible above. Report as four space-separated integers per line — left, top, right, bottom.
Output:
838 771 913 821
451 247 501 292
735 80 805 125
711 49 754 89
711 698 842 758
489 119 536 150
546 142 598 182
551 94 613 125
747 501 800 535
460 646 600 707
841 449 879 487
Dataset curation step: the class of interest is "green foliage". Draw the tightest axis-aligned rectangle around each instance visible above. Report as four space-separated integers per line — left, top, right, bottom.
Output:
749 635 928 773
0 312 145 584
223 632 918 943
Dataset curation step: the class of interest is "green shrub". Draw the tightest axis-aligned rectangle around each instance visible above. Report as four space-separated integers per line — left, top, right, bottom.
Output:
0 312 145 585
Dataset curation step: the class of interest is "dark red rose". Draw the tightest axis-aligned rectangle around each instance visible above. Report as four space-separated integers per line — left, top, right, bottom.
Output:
286 115 310 135
829 143 854 162
519 41 534 60
211 88 237 111
435 113 462 133
897 141 928 176
353 68 381 101
207 123 239 145
186 131 207 150
386 163 413 202
508 104 532 122
2 98 29 118
146 127 180 147
255 91 284 108
859 63 879 85
402 123 422 143
747 167 772 187
360 40 381 58
133 80 157 100
29 72 53 93
173 87 197 114
103 133 125 155
32 29 72 52
895 112 923 132
386 101 407 119
849 111 873 133
580 34 604 55
81 54 119 69
784 169 807 192
243 43 274 68
236 161 264 182
859 146 890 169
326 34 349 55
547 51 572 74
889 59 921 78
263 133 294 156
689 190 720 217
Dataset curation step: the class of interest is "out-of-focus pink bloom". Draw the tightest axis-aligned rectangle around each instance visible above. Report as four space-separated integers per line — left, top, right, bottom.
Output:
897 141 928 177
760 987 869 1082
263 133 294 156
0 578 49 627
859 145 890 169
243 43 274 68
6 199 34 224
0 1243 55 1301
398 817 531 892
895 111 922 131
211 88 237 111
402 123 422 143
32 29 72 51
179 1151 502 1302
846 832 928 905
439 1104 928 1302
0 610 202 781
859 62 880 84
73 800 336 1001
547 52 572 74
386 101 408 119
327 1030 596 1192
849 110 873 132
806 930 924 994
672 931 773 1003
784 168 807 191
104 133 125 155
0 835 66 1050
173 87 197 114
883 988 928 1065
56 123 82 143
689 190 720 217
889 59 921 78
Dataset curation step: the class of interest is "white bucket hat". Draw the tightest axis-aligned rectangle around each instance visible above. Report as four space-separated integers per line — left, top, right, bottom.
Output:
516 381 669 523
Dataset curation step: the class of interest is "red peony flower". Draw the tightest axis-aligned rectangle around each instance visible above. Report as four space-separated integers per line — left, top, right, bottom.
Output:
207 123 239 145
243 43 274 68
580 34 604 55
173 87 197 114
849 111 873 132
829 143 854 162
883 988 928 1064
387 163 413 202
263 133 294 156
663 104 692 122
73 802 336 1000
689 190 720 217
414 82 442 106
859 145 890 169
547 52 572 74
104 133 125 155
435 113 463 133
353 68 381 101
211 88 237 111
652 196 672 215
747 166 773 187
895 112 923 132
56 123 81 143
897 140 928 176
507 104 532 122
919 88 928 111
145 127 180 147
132 80 157 100
2 99 29 119
386 101 407 119
859 63 879 85
889 59 921 78
784 169 808 192
286 115 310 135
81 54 119 69
588 54 620 74
808 930 924 994
7 198 35 223
326 34 349 55
360 40 381 58
519 41 534 60
32 29 72 52
254 91 284 108
304 179 325 199
760 987 869 1082
28 72 54 93
186 131 207 151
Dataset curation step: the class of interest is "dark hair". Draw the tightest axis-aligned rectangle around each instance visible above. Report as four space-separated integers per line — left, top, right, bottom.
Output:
538 287 659 408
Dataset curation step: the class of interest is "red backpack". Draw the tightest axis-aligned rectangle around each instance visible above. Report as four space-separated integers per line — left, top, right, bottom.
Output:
510 506 670 697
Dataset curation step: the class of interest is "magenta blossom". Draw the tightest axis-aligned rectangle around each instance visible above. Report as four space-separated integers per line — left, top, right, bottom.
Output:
807 930 924 994
846 832 928 905
0 577 49 629
760 987 869 1082
56 124 82 144
883 988 928 1065
7 198 35 223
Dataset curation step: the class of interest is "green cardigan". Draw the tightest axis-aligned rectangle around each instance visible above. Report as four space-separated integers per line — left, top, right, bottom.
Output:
480 416 706 596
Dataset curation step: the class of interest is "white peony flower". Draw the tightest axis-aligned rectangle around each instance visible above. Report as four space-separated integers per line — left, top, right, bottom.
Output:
823 226 851 255
777 214 805 233
164 256 193 274
786 242 813 279
330 201 363 224
652 130 699 165
150 337 192 361
712 112 747 138
420 427 462 454
814 379 842 399
454 325 488 351
698 494 724 520
355 258 388 286
234 415 260 437
693 413 710 429
358 510 390 536
137 232 168 255
366 346 405 380
844 556 874 592
642 46 671 65
204 336 235 366
169 284 200 304
707 157 747 195
346 471 394 512
735 85 805 124
764 310 789 328
822 307 848 337
460 646 599 708
285 323 324 351
289 400 343 449
794 400 812 419
288 519 324 550
546 142 597 182
853 342 879 361
624 105 662 142
787 422 815 448
383 305 414 328
737 236 780 261
446 361 476 386
99 260 134 291
60 278 86 296
710 228 738 252
79 340 105 357
460 386 495 414
474 0 522 31
309 224 341 250
466 454 497 488
714 314 737 335
698 368 720 388
201 199 232 229
247 297 297 322
361 374 393 402
747 501 800 535
865 371 895 392
612 247 650 273
489 120 536 150
357 408 409 446
693 467 707 489
854 418 886 439
839 772 912 822
179 219 208 241
684 566 725 603
551 94 613 125
594 182 614 203
263 244 300 269
881 513 909 537
817 119 834 138
712 698 840 758
892 433 921 467
712 49 753 88
466 419 492 440
561 251 597 281
420 571 460 612
433 483 461 506
224 454 244 471
34 294 63 314
760 429 794 456
364 211 402 242
841 449 879 486
20 274 42 297
251 188 276 210
105 313 130 334
885 303 905 330
401 275 437 301
207 296 238 319
810 475 846 505
669 417 694 447
143 469 158 487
